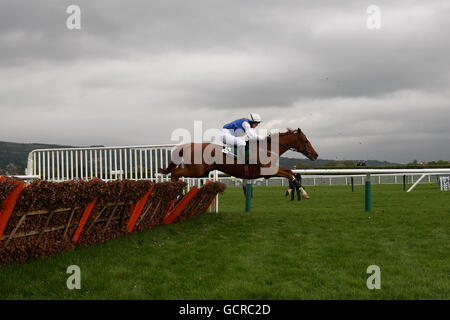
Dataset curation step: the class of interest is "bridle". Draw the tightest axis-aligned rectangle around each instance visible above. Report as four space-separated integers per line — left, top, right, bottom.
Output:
279 129 314 159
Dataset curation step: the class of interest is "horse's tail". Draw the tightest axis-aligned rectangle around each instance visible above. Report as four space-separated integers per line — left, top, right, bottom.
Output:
159 145 183 174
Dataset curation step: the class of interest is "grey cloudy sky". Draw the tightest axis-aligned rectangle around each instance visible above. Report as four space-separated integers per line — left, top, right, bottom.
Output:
1 0 449 163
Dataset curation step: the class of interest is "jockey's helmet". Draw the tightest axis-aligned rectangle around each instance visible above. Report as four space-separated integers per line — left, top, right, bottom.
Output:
249 113 262 123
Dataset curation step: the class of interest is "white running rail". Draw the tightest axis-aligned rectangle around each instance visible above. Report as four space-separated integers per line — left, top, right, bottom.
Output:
292 168 450 192
26 144 177 182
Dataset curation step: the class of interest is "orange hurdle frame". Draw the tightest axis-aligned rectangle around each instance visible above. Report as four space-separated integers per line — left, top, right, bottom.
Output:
163 186 199 225
72 197 98 242
0 177 26 245
126 184 155 232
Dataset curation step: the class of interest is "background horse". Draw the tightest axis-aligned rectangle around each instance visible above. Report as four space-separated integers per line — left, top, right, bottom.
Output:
160 128 318 187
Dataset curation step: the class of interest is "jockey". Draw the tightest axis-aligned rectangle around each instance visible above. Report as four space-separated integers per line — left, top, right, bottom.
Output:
220 113 265 162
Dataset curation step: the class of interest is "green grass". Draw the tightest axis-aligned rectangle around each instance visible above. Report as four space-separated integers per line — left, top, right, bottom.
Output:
0 183 449 299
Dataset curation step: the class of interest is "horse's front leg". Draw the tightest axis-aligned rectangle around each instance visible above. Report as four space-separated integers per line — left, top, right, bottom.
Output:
267 168 296 182
275 169 310 199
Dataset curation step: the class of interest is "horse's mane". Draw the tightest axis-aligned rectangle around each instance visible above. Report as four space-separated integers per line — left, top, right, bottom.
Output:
268 128 299 138
278 128 299 136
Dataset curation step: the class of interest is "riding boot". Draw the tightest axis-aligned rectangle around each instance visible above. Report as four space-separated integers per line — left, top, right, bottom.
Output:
233 145 238 156
244 142 252 164
236 145 246 164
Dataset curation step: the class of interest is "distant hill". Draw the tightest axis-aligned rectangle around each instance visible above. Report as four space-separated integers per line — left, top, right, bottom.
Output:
278 157 401 168
0 141 77 173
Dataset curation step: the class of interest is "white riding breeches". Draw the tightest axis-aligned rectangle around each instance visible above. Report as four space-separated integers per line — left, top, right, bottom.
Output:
220 128 246 147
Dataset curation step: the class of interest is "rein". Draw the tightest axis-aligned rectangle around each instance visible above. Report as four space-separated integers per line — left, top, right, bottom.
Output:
277 130 311 155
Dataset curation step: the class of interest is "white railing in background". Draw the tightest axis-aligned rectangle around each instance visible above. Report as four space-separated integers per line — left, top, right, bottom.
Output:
26 144 176 182
440 176 450 191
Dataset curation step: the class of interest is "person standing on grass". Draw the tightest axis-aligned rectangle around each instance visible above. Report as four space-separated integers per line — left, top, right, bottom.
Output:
285 165 310 200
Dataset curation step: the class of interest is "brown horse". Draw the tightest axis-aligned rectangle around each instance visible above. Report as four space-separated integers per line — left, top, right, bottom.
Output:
160 128 318 186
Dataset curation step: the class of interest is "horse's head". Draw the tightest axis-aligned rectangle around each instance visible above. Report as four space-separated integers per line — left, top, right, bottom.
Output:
283 128 318 161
